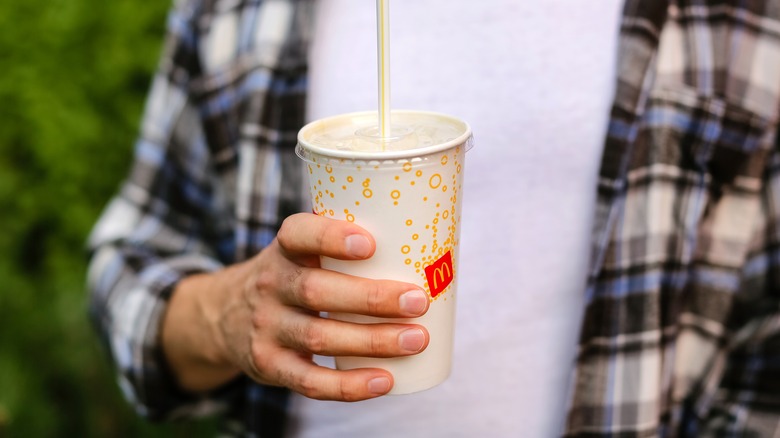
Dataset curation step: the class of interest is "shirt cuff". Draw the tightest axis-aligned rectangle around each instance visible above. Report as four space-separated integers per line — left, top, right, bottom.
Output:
91 250 240 420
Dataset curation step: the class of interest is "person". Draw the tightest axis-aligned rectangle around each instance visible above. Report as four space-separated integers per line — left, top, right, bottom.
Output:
87 0 780 436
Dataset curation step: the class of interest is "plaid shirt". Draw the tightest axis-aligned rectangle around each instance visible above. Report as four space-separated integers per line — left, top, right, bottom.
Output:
87 0 780 436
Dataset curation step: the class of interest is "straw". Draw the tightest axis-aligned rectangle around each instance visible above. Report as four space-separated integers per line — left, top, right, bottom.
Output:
377 0 391 142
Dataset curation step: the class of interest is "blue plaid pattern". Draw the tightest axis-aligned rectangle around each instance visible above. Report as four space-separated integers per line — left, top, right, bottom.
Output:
88 0 780 436
566 1 780 436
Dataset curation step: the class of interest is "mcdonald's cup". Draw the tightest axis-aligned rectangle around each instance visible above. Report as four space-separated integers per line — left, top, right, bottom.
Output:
296 111 472 394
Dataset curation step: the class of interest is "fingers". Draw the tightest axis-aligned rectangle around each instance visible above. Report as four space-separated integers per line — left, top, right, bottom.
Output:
277 213 375 260
277 311 429 358
241 213 434 402
281 267 429 317
272 213 430 318
269 349 394 401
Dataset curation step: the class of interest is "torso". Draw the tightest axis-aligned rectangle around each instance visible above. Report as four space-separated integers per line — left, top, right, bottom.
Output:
289 1 622 435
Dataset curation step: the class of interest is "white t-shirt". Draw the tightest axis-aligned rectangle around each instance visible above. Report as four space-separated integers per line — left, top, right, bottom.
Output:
288 1 622 436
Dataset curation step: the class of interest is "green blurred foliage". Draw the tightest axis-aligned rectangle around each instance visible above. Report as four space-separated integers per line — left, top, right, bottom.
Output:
0 0 215 436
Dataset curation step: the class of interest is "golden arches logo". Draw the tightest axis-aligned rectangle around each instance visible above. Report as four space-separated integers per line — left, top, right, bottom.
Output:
424 250 454 298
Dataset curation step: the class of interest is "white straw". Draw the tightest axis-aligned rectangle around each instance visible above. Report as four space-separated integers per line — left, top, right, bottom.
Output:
377 0 391 140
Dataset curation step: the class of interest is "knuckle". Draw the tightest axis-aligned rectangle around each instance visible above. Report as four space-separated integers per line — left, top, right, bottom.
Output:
249 341 273 377
301 321 327 354
249 349 264 372
364 281 383 315
368 328 386 356
297 371 323 400
316 225 328 250
338 379 361 402
294 269 319 308
254 270 275 293
250 310 270 332
276 216 297 249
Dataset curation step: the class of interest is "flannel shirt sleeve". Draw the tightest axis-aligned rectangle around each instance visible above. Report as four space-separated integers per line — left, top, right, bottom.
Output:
86 0 239 420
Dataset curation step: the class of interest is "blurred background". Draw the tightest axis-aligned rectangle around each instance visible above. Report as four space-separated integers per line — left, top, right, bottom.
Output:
0 1 215 436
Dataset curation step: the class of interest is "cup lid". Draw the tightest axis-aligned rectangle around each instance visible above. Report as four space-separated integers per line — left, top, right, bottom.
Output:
297 110 472 160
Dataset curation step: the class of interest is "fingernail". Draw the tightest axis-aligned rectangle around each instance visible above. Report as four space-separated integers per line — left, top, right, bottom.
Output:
345 235 372 258
399 328 426 353
368 376 391 395
399 290 428 316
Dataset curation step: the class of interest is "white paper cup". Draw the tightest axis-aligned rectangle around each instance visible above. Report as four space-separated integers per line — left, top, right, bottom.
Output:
296 110 472 394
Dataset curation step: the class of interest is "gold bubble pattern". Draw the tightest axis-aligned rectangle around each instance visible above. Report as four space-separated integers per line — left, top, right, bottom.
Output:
307 146 465 301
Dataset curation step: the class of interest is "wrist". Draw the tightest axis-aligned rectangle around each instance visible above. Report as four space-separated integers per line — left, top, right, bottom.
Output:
197 262 251 369
162 265 248 393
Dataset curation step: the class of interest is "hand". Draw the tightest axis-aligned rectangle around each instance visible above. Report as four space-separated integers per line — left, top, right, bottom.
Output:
165 213 430 402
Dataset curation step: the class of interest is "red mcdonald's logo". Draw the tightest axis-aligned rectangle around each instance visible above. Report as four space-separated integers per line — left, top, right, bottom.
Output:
425 250 454 298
